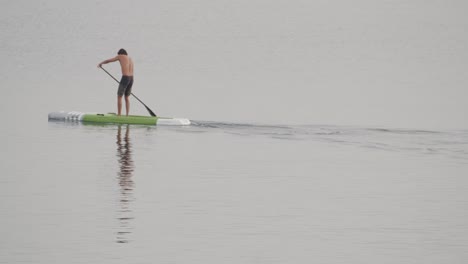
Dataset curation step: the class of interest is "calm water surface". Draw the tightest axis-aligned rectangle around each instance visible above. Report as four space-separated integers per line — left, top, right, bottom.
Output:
2 1 468 262
1 120 467 263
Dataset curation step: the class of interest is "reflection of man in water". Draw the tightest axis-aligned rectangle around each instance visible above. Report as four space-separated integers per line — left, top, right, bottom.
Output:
116 125 134 243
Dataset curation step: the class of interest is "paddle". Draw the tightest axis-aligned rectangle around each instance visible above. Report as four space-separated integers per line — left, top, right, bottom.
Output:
99 66 157 117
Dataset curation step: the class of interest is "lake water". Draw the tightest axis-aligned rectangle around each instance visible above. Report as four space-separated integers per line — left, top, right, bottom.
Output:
2 119 468 263
2 0 468 263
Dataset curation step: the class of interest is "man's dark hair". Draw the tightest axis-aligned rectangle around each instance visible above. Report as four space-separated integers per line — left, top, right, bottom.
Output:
118 48 128 55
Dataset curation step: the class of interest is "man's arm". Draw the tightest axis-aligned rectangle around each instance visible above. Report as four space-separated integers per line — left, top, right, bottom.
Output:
97 56 119 68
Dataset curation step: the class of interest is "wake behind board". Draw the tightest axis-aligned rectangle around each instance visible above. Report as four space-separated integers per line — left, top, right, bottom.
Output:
48 111 190 126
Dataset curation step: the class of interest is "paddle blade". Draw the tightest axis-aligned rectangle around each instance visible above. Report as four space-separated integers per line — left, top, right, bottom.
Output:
146 106 157 117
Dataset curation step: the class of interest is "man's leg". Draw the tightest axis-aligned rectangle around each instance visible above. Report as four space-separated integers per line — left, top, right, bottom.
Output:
117 96 123 116
125 95 130 116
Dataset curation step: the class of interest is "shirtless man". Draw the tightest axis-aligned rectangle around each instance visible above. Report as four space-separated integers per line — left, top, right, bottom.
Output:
98 49 134 116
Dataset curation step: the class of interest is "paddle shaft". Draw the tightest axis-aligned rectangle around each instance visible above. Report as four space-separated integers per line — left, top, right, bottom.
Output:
100 67 157 117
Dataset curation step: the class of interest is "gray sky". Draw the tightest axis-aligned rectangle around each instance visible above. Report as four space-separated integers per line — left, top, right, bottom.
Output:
2 0 468 129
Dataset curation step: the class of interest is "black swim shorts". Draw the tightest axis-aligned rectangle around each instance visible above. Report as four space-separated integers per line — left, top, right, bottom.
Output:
117 75 134 97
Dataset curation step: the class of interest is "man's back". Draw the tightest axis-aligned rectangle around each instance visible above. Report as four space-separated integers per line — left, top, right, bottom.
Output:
118 55 134 76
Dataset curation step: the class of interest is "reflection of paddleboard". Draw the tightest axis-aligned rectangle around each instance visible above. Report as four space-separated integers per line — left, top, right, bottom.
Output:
48 111 191 126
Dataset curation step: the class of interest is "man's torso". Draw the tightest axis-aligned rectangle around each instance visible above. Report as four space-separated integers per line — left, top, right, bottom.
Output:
118 55 134 76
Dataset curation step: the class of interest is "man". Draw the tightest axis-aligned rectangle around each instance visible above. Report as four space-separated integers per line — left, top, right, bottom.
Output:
98 49 134 116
